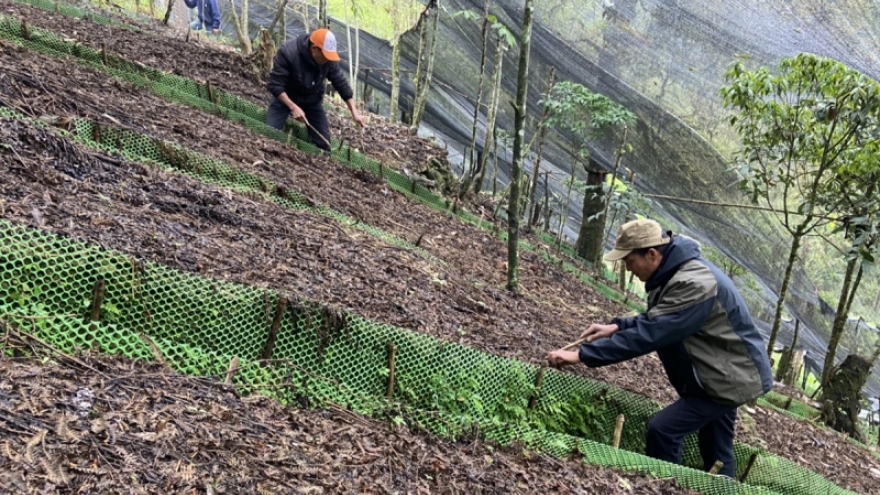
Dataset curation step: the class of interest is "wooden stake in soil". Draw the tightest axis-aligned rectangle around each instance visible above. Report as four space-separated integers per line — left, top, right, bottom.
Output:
224 356 240 384
54 1 60 12
784 396 793 410
21 20 31 41
708 460 724 475
88 279 107 323
261 298 288 360
739 452 760 482
386 342 397 400
206 80 217 105
612 414 625 448
101 43 108 66
528 366 547 410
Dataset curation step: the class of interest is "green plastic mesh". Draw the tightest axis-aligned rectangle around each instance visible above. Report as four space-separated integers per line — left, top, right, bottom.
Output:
0 5 639 312
0 219 861 495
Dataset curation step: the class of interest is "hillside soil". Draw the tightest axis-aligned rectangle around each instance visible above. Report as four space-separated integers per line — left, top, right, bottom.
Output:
0 330 697 494
1 2 880 492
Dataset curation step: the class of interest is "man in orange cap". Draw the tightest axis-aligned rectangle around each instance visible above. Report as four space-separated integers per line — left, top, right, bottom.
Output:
267 28 367 151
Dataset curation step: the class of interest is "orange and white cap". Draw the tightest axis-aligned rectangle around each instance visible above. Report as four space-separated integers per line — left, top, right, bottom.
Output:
309 28 340 62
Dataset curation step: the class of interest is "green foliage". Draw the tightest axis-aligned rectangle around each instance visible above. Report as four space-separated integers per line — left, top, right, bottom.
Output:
720 53 880 237
541 81 637 157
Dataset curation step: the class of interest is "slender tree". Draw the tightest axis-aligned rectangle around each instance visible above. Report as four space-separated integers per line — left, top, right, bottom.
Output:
506 0 535 292
228 0 252 54
410 0 441 135
527 68 556 227
721 54 880 355
472 25 514 194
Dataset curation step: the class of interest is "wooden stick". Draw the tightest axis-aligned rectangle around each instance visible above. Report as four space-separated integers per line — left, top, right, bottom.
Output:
708 460 724 475
139 333 169 368
206 80 217 105
22 20 31 41
304 121 333 151
386 342 397 400
612 414 625 448
739 452 759 482
88 279 106 323
261 298 288 360
528 366 547 410
224 356 240 384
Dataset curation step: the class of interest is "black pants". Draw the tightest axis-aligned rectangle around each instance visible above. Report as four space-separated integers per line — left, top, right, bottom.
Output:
266 96 331 151
645 395 737 478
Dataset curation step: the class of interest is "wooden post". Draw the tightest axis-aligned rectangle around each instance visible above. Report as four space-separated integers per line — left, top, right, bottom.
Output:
708 460 724 475
528 366 547 410
54 1 60 12
261 298 288 360
22 20 31 41
206 80 217 105
739 452 759 482
88 279 107 323
224 356 240 384
101 43 108 66
612 414 625 448
784 396 793 410
386 342 397 400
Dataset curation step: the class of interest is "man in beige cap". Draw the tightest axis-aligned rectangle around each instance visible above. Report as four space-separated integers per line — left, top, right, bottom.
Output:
547 218 772 478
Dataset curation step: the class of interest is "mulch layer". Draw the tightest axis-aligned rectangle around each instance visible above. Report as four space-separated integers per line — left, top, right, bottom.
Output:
0 330 697 494
1 3 880 492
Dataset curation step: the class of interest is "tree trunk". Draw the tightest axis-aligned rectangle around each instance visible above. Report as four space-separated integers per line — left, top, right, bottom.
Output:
844 261 863 317
254 28 276 81
319 0 328 28
528 68 556 227
775 319 800 382
162 0 175 24
228 0 252 55
353 17 360 105
822 256 859 386
506 0 535 293
467 1 491 180
473 38 505 195
491 126 499 195
410 1 440 135
766 227 807 355
575 164 607 263
389 36 401 125
599 125 630 259
556 169 574 252
266 0 289 45
820 354 871 442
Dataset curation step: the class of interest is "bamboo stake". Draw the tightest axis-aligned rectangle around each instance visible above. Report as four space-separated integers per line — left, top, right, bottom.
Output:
739 452 759 482
261 298 288 360
386 342 397 400
206 80 217 105
21 19 31 41
708 460 724 475
527 366 547 410
612 414 625 448
88 279 106 323
224 356 240 384
101 43 108 66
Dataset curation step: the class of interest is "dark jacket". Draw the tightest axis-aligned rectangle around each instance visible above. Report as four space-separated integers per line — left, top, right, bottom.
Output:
579 235 773 406
184 0 220 30
267 34 354 105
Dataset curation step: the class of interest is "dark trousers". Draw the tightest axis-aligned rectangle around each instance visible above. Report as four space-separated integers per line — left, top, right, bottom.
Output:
266 96 331 151
645 395 737 478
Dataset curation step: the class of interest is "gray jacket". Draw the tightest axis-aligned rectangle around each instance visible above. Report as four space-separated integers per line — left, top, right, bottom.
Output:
579 235 773 406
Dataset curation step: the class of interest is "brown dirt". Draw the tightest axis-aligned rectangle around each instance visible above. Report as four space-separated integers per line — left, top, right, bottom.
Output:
0 330 697 494
1 2 880 492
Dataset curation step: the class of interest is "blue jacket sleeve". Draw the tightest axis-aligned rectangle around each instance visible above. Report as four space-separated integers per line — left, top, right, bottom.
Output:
578 286 715 367
206 0 221 30
183 0 198 8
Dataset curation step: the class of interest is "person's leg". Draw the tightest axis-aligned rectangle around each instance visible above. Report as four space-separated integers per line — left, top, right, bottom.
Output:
697 407 737 478
299 99 331 152
190 18 203 30
645 396 736 473
266 97 291 131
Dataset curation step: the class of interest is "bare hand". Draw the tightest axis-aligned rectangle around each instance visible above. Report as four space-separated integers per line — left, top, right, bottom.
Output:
546 350 580 369
290 105 308 124
352 111 367 128
579 323 619 343
212 28 219 35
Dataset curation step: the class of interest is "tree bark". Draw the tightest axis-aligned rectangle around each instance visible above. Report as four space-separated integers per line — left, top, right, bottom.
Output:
473 37 505 195
228 0 252 55
162 0 175 25
410 1 440 135
766 226 807 355
507 0 535 293
575 163 607 263
319 0 328 28
468 0 491 179
528 68 556 227
820 354 871 442
822 256 859 386
775 318 800 383
389 36 402 125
